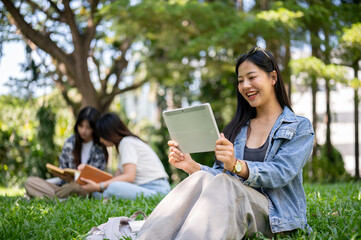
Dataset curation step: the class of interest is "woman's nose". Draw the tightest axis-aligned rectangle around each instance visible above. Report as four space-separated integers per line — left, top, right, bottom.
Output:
242 79 251 88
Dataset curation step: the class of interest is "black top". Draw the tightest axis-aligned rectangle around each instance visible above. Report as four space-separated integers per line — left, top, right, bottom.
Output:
244 136 270 162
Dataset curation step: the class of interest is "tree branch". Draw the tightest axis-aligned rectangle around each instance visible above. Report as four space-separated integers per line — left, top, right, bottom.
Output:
52 73 76 109
99 79 147 112
83 0 100 54
109 39 132 90
47 0 64 17
62 0 81 46
1 0 75 78
24 0 65 23
90 50 102 86
113 79 147 95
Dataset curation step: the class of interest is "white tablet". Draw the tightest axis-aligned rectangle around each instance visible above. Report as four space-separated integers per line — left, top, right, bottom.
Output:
162 103 220 154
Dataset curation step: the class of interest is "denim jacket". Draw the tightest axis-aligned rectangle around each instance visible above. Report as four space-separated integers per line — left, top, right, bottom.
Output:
200 107 315 233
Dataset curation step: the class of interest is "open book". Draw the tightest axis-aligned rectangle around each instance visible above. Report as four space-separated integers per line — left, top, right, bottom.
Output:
46 163 79 182
75 164 113 185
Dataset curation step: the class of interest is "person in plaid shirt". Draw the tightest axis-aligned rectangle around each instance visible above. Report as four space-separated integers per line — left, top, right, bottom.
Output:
25 106 108 199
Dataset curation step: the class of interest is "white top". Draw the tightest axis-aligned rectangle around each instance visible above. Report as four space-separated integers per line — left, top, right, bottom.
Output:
117 136 169 185
81 140 93 164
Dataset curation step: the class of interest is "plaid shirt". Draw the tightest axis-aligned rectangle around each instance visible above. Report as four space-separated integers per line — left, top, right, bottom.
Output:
59 135 107 171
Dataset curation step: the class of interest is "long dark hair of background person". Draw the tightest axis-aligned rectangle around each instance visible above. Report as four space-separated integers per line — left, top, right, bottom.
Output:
73 106 108 166
96 113 143 152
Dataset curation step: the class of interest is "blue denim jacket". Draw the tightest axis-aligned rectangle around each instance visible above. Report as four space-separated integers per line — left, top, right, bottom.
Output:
200 107 314 233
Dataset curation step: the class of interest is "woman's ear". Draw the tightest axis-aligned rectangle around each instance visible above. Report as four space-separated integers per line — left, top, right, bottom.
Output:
271 70 277 85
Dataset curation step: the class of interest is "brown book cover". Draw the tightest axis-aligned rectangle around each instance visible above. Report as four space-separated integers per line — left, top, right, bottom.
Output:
46 163 79 182
75 164 113 185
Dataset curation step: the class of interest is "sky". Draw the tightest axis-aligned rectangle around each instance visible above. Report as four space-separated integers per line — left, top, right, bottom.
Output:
0 41 26 95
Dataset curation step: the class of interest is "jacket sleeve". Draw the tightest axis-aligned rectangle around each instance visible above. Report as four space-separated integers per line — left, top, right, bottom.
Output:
200 159 233 176
243 118 314 189
89 145 107 170
59 136 74 169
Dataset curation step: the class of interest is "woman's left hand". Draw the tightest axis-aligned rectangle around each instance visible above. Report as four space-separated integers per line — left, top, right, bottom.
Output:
77 163 86 171
80 178 100 193
215 133 236 172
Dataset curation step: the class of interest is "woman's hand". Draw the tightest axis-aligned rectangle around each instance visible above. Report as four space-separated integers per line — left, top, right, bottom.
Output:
77 163 86 171
168 140 200 174
80 178 100 193
215 133 236 172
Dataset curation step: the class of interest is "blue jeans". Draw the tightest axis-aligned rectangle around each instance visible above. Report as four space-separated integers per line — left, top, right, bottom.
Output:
92 178 170 200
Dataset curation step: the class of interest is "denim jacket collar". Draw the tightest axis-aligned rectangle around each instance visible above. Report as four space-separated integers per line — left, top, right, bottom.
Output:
234 106 296 160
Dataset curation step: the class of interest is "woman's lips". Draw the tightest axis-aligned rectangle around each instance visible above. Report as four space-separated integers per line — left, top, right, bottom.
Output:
246 91 258 100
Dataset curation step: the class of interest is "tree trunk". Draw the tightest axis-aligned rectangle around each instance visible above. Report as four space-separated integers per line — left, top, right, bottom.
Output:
353 63 360 179
310 31 320 179
284 42 292 103
71 45 100 111
323 29 334 165
325 78 333 162
311 75 318 177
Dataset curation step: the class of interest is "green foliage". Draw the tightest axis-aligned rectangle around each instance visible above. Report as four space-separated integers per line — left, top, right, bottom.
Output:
304 182 361 239
304 144 352 183
290 57 325 80
290 57 350 87
0 95 70 187
339 22 361 68
256 7 304 30
350 78 361 89
0 182 360 239
29 105 57 178
342 23 361 45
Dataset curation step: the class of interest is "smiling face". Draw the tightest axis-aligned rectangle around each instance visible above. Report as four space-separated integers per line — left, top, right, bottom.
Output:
237 60 277 109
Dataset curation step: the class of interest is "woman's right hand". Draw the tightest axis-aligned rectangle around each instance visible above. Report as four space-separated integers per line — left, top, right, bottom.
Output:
168 140 200 174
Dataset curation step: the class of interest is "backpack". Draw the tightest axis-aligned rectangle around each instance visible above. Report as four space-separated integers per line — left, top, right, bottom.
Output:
85 210 147 240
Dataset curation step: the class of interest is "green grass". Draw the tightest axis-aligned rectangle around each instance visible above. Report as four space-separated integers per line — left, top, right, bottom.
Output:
0 182 360 240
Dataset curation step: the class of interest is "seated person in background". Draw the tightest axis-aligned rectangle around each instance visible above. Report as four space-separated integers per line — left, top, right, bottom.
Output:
81 113 171 200
25 106 108 199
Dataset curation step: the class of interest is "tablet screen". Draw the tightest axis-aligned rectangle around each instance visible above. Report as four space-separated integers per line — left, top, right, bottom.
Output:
163 103 220 153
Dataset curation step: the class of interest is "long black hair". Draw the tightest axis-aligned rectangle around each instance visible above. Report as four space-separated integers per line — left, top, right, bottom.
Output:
96 113 142 152
73 106 108 166
223 46 292 143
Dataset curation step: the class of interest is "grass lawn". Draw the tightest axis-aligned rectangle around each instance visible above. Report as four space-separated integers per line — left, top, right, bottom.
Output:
0 182 360 240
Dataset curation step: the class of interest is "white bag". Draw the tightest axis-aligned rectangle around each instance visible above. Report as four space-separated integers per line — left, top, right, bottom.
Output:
86 211 147 240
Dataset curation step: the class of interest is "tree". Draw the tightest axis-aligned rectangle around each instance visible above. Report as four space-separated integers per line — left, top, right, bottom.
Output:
290 56 324 179
339 23 361 179
290 57 350 181
0 0 149 114
322 64 349 165
104 0 252 180
255 4 304 101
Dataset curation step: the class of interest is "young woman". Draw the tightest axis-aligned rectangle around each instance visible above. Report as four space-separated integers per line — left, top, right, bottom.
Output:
25 106 108 198
81 113 170 200
137 47 315 239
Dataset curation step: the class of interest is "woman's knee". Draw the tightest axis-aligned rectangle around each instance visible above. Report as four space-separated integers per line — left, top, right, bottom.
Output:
105 181 138 197
212 174 249 196
25 176 42 188
106 181 126 195
190 170 214 181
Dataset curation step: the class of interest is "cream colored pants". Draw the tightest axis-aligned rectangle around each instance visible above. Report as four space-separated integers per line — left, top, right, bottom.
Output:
25 176 88 198
137 171 273 240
